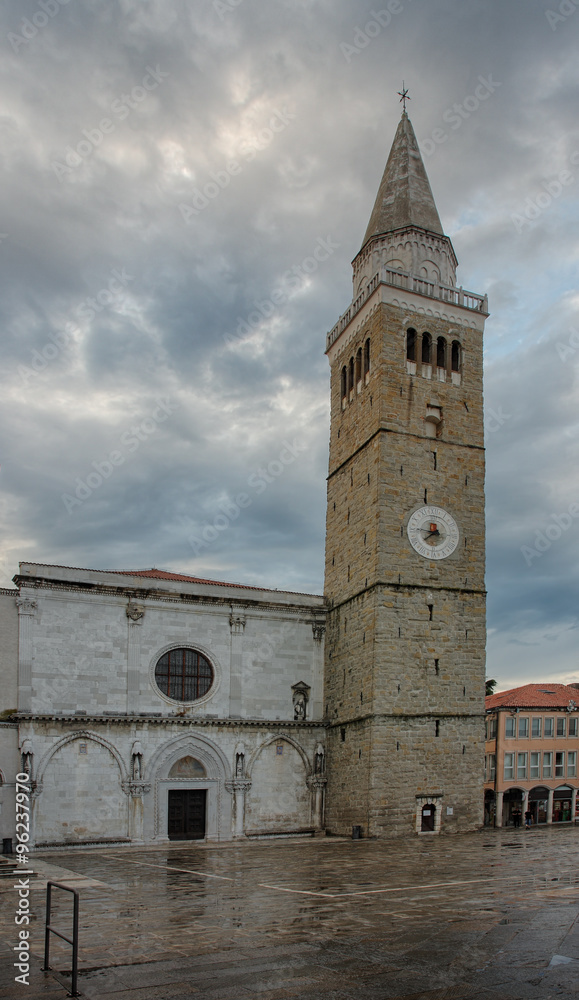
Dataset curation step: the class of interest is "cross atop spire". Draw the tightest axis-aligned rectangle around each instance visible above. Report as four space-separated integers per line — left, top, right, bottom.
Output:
397 82 410 113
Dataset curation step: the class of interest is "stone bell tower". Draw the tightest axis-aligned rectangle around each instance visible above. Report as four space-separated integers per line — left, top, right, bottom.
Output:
323 108 488 837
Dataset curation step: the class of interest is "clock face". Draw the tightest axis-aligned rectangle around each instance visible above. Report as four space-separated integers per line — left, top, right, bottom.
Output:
407 506 459 560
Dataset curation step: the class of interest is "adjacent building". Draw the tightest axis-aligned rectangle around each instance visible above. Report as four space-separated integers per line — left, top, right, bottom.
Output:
484 683 579 826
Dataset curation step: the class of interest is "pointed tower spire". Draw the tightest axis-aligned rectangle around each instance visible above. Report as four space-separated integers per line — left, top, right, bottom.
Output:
362 112 444 248
351 105 458 296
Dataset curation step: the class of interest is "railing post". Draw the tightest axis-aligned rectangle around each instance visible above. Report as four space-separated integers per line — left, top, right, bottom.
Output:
42 882 81 998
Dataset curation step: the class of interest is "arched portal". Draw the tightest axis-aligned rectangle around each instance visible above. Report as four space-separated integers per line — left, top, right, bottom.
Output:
35 733 128 845
147 734 231 843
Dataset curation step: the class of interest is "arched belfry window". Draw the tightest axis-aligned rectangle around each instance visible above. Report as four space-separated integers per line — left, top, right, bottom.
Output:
356 346 362 388
406 328 417 362
155 648 214 702
341 366 347 400
349 357 354 395
421 332 432 365
436 337 446 369
451 340 461 372
364 338 370 379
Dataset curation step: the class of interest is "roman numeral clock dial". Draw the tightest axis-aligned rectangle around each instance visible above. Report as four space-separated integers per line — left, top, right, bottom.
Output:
407 506 459 560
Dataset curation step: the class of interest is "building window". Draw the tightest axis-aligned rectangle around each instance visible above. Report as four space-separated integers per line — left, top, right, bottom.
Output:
504 753 514 780
341 366 347 401
530 752 540 779
505 717 516 738
488 717 497 739
569 718 578 737
421 332 432 364
356 346 362 388
543 752 553 778
568 751 577 777
364 338 371 380
154 647 214 702
557 717 566 737
436 336 446 369
451 340 461 373
531 717 542 738
544 717 554 738
517 752 527 779
406 328 417 362
518 717 529 738
488 753 496 780
555 751 565 777
349 357 354 395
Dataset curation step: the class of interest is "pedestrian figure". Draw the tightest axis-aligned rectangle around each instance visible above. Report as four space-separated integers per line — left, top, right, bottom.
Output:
512 807 521 828
524 809 532 829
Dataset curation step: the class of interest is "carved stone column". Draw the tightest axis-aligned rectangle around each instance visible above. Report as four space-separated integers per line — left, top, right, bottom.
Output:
308 775 327 830
126 603 144 715
225 779 251 838
229 612 246 718
310 621 325 719
16 598 37 713
123 779 151 843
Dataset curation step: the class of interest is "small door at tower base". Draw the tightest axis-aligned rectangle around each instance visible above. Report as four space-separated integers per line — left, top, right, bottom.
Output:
421 804 435 832
168 789 207 840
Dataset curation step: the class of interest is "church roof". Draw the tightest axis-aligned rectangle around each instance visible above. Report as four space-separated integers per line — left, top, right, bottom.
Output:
112 567 271 591
362 112 444 249
486 683 579 711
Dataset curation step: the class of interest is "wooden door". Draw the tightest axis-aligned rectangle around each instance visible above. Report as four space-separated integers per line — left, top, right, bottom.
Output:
168 789 207 840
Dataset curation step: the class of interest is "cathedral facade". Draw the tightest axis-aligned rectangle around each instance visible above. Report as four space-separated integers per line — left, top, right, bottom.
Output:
0 111 487 847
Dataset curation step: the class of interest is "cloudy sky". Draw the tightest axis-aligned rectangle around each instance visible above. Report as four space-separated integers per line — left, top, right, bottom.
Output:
1 0 578 690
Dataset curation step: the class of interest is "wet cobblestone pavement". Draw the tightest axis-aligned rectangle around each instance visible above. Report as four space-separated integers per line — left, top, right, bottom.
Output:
1 826 578 999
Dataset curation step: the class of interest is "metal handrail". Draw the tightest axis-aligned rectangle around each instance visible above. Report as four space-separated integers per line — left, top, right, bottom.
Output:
42 881 80 997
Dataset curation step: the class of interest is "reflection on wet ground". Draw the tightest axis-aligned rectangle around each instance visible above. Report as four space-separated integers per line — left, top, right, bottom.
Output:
1 826 578 998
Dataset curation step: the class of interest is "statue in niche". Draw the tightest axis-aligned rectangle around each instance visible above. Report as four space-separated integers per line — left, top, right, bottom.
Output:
131 741 143 780
291 681 310 721
314 743 325 774
235 743 245 777
20 739 33 776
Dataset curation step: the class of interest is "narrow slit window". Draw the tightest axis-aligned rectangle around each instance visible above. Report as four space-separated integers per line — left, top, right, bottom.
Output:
406 328 417 362
436 337 446 369
451 340 461 372
364 338 370 376
421 332 432 364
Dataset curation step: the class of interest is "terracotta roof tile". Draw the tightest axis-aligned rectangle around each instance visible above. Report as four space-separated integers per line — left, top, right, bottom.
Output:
111 568 271 591
486 683 579 711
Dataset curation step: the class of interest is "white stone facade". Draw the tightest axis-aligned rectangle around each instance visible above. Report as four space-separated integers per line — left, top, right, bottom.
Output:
8 564 327 847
